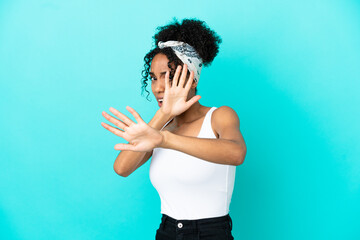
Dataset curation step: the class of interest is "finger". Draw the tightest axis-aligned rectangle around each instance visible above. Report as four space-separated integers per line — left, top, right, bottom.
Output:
101 122 126 138
114 143 136 151
175 64 187 87
185 70 195 91
165 70 170 91
185 95 201 109
178 66 187 88
102 111 128 130
179 63 188 87
109 107 134 126
172 65 182 88
126 106 144 124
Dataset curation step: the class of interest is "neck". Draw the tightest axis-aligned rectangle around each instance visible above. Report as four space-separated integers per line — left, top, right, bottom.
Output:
173 101 203 126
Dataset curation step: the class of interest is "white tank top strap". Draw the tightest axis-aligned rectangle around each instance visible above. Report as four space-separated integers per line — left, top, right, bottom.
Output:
160 107 217 132
160 117 174 131
198 107 217 138
161 107 217 133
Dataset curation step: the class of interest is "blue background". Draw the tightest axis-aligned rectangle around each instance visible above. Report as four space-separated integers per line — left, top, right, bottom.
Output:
1 0 359 239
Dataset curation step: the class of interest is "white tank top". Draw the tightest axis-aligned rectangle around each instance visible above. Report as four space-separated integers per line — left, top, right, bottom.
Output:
149 107 236 220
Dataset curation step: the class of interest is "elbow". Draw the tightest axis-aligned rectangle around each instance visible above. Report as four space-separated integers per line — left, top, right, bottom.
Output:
234 146 247 166
113 165 129 177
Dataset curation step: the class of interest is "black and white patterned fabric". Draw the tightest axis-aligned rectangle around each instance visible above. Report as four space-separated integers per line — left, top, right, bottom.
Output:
158 40 203 83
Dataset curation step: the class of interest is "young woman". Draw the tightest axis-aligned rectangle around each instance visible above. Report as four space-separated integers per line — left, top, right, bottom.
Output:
101 18 247 240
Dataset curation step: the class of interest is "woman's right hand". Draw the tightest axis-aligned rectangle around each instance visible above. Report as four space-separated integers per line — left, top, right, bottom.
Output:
160 64 201 117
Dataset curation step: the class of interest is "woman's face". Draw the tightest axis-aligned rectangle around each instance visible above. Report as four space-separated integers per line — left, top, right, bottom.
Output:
150 53 173 107
150 53 195 107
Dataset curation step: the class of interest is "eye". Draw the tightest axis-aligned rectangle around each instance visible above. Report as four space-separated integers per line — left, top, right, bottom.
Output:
151 77 157 81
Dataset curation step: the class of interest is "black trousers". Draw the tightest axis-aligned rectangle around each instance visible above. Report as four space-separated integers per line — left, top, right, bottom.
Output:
155 213 234 240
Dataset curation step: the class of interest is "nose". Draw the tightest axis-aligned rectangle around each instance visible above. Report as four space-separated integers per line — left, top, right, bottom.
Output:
152 78 165 93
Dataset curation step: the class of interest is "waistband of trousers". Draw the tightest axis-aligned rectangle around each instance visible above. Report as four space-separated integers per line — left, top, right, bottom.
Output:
161 213 232 230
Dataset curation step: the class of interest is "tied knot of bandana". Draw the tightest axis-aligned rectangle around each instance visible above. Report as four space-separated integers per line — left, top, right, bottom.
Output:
158 40 203 83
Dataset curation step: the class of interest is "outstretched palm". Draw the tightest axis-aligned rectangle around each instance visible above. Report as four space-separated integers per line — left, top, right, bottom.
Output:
160 64 201 117
101 106 163 152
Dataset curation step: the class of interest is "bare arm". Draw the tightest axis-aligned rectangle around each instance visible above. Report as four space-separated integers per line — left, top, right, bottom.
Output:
159 106 247 166
112 109 172 177
102 64 201 176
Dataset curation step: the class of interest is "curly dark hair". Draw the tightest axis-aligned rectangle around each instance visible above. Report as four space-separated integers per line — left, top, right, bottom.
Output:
141 17 222 101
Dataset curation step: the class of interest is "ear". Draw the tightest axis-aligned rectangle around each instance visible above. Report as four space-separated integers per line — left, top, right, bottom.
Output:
191 80 198 89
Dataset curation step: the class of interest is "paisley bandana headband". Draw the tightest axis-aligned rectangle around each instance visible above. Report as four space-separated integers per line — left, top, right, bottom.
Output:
158 40 203 83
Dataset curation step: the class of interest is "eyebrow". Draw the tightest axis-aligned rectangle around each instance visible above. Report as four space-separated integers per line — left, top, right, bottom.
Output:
149 71 168 76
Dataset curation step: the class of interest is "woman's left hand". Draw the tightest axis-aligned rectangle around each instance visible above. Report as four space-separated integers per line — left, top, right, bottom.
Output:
101 106 164 152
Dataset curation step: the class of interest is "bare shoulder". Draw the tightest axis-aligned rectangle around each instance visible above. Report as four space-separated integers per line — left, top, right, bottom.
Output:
212 105 242 141
213 106 240 127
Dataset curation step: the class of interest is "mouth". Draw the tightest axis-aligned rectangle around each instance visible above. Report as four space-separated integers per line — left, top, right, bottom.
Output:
157 98 163 107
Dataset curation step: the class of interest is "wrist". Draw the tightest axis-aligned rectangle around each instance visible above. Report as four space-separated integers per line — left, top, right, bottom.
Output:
149 109 173 130
158 130 169 148
158 108 174 120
